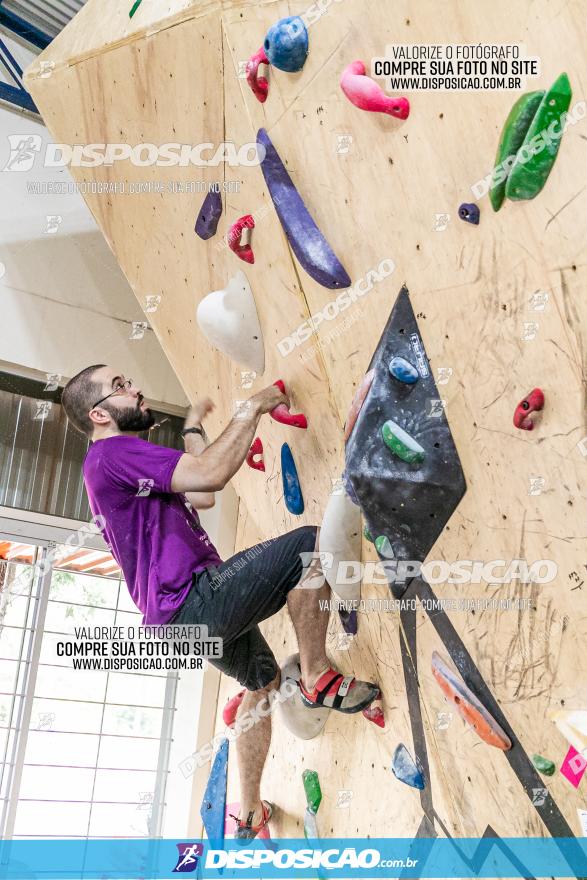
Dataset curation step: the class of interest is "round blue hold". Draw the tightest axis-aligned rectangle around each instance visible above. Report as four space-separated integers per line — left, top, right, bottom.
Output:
264 16 309 73
389 356 419 385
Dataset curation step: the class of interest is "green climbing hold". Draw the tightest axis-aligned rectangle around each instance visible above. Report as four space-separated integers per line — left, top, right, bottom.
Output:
506 73 572 201
381 419 425 465
375 535 394 559
302 769 322 814
129 0 144 17
532 753 555 776
489 90 544 211
363 526 374 543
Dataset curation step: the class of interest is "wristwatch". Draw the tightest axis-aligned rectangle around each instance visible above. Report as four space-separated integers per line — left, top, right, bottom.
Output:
181 426 205 439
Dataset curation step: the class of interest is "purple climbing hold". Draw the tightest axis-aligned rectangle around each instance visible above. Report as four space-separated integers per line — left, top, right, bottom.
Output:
339 608 358 635
195 190 222 240
458 202 480 225
257 128 351 290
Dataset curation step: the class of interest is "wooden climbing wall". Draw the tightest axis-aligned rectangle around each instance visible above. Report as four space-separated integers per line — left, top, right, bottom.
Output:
26 0 587 853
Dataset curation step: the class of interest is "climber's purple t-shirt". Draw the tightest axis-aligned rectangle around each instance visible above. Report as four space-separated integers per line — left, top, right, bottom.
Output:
83 435 222 624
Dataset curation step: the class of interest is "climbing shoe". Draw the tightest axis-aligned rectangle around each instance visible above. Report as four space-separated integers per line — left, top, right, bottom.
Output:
231 800 273 843
299 667 379 713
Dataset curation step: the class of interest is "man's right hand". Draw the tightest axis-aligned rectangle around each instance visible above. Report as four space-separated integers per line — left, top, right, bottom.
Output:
250 385 290 415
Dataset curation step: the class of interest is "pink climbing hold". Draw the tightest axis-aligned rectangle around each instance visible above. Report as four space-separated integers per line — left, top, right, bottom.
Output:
271 380 308 429
513 388 544 431
560 745 587 788
340 61 410 120
228 215 255 264
247 437 265 472
246 46 270 103
223 690 245 727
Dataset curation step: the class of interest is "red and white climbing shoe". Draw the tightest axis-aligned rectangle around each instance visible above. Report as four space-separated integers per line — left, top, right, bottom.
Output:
299 667 379 713
230 800 273 843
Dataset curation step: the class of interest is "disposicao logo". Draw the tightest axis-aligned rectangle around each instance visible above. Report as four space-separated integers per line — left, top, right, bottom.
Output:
172 843 204 873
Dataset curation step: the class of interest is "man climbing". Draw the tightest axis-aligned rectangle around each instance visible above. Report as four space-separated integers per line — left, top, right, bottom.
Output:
62 365 379 840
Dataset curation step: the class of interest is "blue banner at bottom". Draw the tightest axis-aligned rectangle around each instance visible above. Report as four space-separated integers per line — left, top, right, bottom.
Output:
0 837 586 879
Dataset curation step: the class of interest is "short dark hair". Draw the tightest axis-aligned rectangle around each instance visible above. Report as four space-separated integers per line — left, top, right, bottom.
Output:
62 364 106 437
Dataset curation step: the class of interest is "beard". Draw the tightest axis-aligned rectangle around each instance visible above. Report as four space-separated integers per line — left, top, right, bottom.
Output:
105 399 156 432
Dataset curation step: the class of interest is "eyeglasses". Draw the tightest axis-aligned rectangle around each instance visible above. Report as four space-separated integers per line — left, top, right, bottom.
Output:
92 378 133 410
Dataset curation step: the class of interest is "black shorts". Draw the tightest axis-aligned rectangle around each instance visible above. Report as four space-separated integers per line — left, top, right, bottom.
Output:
171 525 318 690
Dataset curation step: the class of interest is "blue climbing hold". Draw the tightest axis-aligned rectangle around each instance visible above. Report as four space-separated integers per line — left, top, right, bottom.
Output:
264 16 309 72
458 202 480 225
282 443 304 515
389 356 419 385
200 737 229 845
391 743 425 790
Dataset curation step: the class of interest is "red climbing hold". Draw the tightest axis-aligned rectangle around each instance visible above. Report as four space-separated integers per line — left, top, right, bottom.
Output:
340 61 410 119
362 703 385 728
513 388 544 431
431 652 512 751
228 215 255 264
223 690 245 727
246 47 270 103
247 437 265 472
271 380 308 429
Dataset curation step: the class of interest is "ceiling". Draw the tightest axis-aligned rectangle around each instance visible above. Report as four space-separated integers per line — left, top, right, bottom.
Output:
1 0 87 39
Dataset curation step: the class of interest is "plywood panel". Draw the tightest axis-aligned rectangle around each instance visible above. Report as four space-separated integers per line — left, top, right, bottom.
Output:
26 0 587 851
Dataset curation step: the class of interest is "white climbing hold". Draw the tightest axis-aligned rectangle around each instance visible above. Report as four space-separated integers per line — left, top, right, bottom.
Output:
551 710 587 756
196 270 265 373
319 486 362 602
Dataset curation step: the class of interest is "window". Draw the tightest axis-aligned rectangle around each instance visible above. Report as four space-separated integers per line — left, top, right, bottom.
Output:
0 538 177 839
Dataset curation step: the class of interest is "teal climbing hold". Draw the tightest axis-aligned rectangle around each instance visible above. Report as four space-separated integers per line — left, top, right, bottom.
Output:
389 356 419 385
129 0 143 17
363 526 374 543
381 419 425 464
375 536 394 559
391 743 425 790
281 443 304 515
532 754 555 776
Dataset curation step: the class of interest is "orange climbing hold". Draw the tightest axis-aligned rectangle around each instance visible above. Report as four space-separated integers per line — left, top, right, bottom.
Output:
344 369 375 442
431 651 512 751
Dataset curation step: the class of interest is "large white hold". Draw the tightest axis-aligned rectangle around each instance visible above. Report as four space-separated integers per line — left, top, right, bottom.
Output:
551 710 587 756
278 653 330 740
196 270 265 373
319 486 362 601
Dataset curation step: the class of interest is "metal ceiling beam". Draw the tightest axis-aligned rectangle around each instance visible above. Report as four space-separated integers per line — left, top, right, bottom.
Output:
0 35 38 112
0 2 51 49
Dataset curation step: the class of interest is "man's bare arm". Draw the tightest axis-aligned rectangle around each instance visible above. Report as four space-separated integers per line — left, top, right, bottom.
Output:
171 386 288 494
183 428 215 510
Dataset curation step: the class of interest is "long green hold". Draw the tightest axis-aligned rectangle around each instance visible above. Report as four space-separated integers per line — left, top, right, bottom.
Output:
129 0 144 17
302 769 322 813
506 73 572 201
489 90 544 212
532 753 555 776
381 419 425 465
